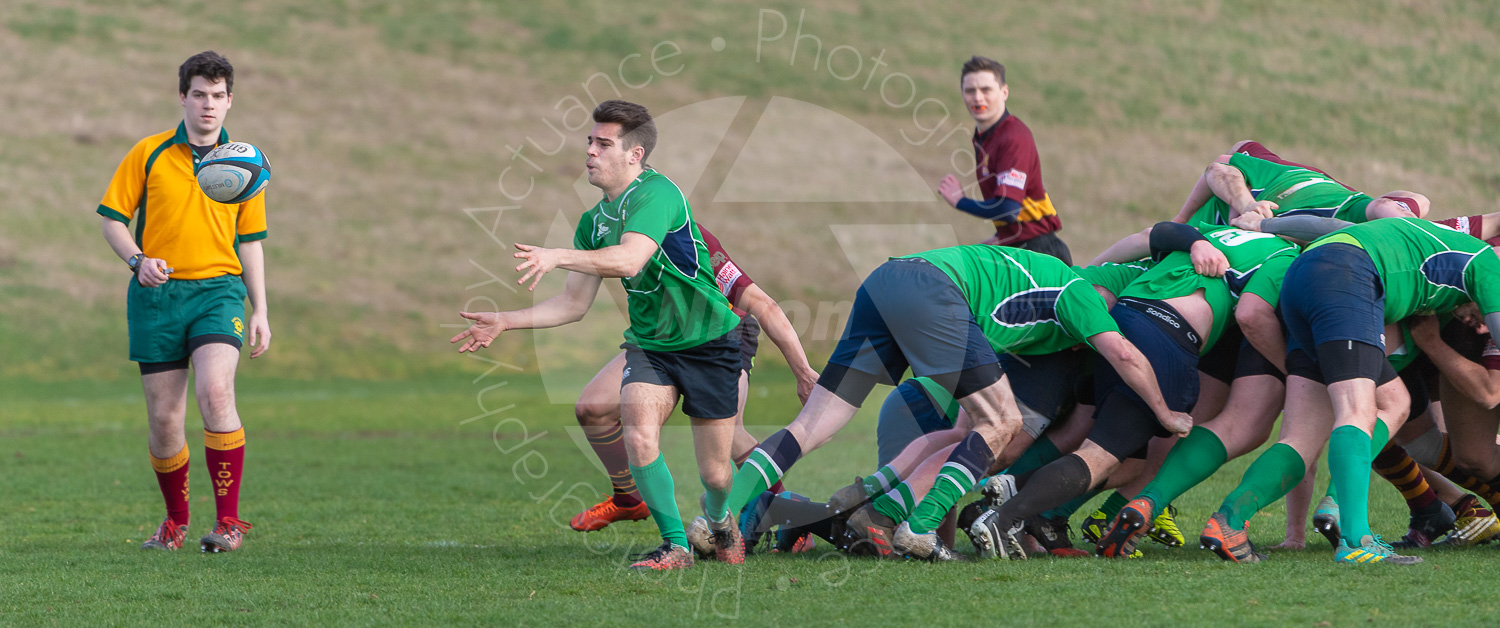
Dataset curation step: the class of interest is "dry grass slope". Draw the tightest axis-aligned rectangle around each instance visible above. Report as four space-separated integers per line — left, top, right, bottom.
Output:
1 1 1498 379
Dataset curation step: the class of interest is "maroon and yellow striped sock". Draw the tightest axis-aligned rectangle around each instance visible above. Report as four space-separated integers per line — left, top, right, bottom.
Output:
205 428 245 521
1436 435 1500 509
1372 443 1437 512
585 424 641 507
150 445 191 526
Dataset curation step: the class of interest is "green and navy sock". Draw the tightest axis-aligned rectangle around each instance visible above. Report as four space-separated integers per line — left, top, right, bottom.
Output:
726 429 802 515
908 432 993 534
872 482 917 523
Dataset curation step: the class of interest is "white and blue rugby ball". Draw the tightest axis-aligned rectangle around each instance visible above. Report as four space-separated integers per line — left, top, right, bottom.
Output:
196 141 271 204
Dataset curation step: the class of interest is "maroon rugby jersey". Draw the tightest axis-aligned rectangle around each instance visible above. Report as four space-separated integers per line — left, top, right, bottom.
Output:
972 113 1061 245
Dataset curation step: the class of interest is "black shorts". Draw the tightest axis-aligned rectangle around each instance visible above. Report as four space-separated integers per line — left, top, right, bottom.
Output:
1089 298 1202 460
622 331 742 419
1399 355 1436 420
1000 349 1088 433
823 258 1001 403
735 314 761 373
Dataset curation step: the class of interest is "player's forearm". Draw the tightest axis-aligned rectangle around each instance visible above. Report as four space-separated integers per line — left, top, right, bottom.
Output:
1415 333 1500 408
1260 216 1352 242
1090 228 1151 265
502 294 589 330
743 287 814 375
556 244 651 279
504 272 600 330
1172 173 1214 224
1206 163 1255 216
101 218 141 262
238 240 269 315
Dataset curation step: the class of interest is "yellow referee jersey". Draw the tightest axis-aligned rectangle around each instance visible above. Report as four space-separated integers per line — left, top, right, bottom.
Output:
97 122 267 280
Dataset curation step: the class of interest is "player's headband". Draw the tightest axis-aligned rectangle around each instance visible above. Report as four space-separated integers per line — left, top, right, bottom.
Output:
1381 195 1421 215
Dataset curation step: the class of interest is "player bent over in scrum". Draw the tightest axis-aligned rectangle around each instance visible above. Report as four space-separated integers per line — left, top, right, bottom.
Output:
970 222 1298 559
1205 217 1500 565
722 246 1191 561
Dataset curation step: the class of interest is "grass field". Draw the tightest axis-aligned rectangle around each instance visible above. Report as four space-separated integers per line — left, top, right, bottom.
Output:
5 367 1500 626
6 1 1500 625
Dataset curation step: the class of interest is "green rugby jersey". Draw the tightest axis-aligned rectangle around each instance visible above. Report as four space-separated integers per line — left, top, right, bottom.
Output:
1189 154 1371 227
573 169 740 351
902 245 1119 356
1120 225 1300 354
1073 260 1156 298
1307 217 1500 322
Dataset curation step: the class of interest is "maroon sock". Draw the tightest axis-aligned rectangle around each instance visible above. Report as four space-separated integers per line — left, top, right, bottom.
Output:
204 429 245 521
586 423 642 507
150 446 191 527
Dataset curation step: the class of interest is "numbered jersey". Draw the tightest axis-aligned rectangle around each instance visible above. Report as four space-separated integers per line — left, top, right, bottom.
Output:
1189 154 1372 227
1120 225 1300 354
1309 217 1500 322
901 245 1119 356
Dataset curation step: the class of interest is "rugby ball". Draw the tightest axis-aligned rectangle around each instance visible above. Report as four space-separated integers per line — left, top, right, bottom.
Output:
196 141 271 204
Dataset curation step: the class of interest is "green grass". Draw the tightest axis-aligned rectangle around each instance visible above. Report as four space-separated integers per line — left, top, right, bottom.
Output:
4 367 1500 626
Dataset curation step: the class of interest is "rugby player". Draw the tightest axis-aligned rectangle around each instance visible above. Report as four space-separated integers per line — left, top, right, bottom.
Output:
970 221 1300 559
99 51 269 553
567 226 817 533
1201 217 1500 565
453 101 745 571
721 245 1190 561
937 56 1071 263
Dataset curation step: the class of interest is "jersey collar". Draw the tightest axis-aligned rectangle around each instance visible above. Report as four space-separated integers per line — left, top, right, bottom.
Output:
170 120 231 147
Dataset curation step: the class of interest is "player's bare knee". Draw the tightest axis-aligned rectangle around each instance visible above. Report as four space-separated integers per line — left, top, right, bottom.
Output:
574 401 615 427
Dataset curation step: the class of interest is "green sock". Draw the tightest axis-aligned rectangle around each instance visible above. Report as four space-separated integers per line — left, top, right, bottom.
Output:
872 482 917 523
1139 427 1229 517
1329 425 1374 544
1371 418 1390 456
727 449 780 515
1099 491 1129 520
908 464 977 533
631 454 687 548
1322 464 1337 501
862 465 902 498
1218 443 1305 530
1004 437 1062 477
1042 488 1101 520
702 477 729 522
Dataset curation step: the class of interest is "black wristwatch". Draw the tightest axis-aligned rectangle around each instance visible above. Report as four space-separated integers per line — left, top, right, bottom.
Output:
127 253 144 273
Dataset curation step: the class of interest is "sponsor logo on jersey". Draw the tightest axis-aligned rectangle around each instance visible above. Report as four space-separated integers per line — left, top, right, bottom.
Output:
596 223 611 239
715 261 743 295
1000 168 1027 190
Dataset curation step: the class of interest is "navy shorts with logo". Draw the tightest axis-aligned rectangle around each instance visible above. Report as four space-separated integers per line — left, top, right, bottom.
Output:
622 331 742 420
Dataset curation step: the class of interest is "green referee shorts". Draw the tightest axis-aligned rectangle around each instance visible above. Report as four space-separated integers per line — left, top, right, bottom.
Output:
127 274 247 367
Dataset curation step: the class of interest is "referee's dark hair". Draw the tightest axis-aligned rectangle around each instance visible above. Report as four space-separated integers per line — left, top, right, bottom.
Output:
592 100 658 164
179 51 235 95
961 55 1006 85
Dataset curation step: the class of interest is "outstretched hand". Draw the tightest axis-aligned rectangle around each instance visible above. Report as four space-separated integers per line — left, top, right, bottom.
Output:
450 311 506 352
513 243 562 292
